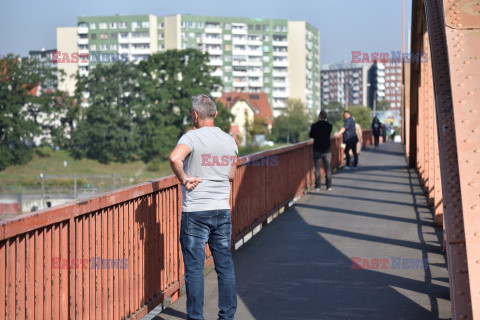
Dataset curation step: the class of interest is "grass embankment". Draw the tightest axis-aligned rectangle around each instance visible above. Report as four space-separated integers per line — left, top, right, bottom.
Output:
0 143 290 193
0 150 172 193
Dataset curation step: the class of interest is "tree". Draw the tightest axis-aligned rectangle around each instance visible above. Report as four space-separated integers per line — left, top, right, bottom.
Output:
376 99 390 111
215 101 233 134
72 62 142 163
269 98 310 144
322 101 344 133
0 55 64 170
136 49 223 161
348 105 372 131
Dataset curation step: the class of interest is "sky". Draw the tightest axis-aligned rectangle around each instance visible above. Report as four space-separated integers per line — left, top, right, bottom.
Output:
0 0 412 64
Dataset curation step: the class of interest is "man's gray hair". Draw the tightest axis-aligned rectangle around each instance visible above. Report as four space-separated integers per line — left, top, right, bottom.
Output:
191 94 217 120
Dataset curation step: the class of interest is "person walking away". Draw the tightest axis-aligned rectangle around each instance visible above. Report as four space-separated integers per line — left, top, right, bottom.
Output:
309 110 333 191
335 111 359 169
381 123 389 143
169 94 238 320
372 116 381 149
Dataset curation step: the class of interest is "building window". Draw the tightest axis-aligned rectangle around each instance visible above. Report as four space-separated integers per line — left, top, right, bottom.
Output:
262 45 270 52
263 66 270 72
181 32 186 39
263 56 270 62
110 33 118 39
255 25 261 31
224 34 231 41
248 24 253 30
158 22 164 29
132 22 140 28
90 44 97 50
224 55 232 61
274 25 280 32
159 33 164 40
110 22 117 29
264 77 270 83
181 21 186 28
142 21 149 28
110 44 117 50
225 44 231 51
90 23 96 29
282 26 287 32
90 33 97 40
159 44 164 50
224 76 231 82
224 66 232 72
224 23 231 30
189 32 195 39
100 44 108 51
181 43 187 49
263 25 269 32
189 22 196 28
198 22 204 28
100 33 108 40
99 23 108 29
119 22 127 29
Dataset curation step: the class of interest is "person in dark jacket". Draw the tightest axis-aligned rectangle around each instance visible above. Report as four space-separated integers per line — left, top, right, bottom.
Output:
309 110 333 191
372 116 381 149
335 111 359 169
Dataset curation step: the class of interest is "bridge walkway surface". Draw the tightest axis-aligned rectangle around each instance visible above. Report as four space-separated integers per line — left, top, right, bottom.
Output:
144 142 451 320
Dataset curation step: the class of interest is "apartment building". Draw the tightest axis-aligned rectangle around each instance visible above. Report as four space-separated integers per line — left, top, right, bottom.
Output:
367 60 402 112
57 14 320 116
321 63 371 108
27 48 58 89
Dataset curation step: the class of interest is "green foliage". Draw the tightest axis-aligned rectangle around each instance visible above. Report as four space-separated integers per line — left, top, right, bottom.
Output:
36 145 53 158
376 99 390 111
269 98 310 144
215 101 233 134
348 105 372 130
136 49 222 162
322 101 344 133
0 55 68 171
321 102 371 133
238 141 261 156
72 63 142 163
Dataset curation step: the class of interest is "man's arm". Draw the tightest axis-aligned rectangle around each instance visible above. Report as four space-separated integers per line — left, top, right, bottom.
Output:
336 126 346 137
169 144 202 191
229 164 237 182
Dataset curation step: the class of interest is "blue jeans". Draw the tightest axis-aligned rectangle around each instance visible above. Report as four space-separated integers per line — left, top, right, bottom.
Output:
180 210 237 320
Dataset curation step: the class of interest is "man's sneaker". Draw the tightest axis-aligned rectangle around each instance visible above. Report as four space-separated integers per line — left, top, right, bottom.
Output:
344 166 351 170
313 188 321 193
327 187 333 191
353 166 358 170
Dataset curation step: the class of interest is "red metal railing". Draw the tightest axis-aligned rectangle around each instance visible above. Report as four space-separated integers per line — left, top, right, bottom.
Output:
0 131 371 320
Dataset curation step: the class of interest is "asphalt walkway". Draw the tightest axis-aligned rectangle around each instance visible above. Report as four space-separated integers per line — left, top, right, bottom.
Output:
145 142 451 320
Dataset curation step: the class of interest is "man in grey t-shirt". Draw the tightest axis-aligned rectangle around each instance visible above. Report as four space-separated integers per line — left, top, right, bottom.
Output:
169 94 238 320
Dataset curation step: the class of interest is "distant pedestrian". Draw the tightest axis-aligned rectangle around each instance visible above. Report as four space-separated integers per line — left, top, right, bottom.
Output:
381 123 389 143
169 94 238 320
335 111 359 169
372 116 381 149
309 110 333 191
390 127 396 142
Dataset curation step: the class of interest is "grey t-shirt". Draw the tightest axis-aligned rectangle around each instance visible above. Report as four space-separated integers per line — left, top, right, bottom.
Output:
177 127 238 212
